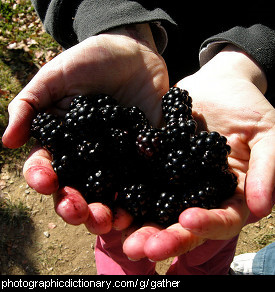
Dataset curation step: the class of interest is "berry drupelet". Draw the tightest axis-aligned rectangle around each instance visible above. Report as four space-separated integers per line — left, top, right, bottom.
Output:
30 88 238 227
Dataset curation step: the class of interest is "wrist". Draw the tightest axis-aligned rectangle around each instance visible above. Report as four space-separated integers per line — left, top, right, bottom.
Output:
200 44 267 94
102 23 158 54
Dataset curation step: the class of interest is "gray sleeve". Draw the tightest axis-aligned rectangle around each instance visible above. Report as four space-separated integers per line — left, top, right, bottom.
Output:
31 0 175 51
200 24 275 100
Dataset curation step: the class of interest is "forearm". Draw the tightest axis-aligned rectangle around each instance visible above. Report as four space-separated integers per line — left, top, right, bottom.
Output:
101 23 159 54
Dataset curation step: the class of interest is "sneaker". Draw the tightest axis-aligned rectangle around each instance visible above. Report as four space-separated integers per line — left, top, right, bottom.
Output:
230 253 256 275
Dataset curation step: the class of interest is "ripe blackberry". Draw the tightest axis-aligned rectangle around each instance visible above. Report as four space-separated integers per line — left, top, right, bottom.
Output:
66 94 120 138
69 95 89 110
190 131 231 171
108 128 132 157
51 154 79 187
136 127 166 159
183 170 237 210
162 149 196 184
76 139 105 164
69 94 117 110
83 169 116 205
31 112 63 152
116 184 152 221
65 102 98 138
164 118 197 151
183 181 220 209
150 190 184 227
162 87 192 122
97 104 127 130
124 106 150 135
90 94 118 108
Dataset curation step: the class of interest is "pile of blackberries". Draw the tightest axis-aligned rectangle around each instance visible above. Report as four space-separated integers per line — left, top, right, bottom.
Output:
31 87 237 226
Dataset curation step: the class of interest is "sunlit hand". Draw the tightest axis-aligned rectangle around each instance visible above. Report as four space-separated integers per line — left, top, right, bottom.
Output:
122 45 275 262
2 24 169 234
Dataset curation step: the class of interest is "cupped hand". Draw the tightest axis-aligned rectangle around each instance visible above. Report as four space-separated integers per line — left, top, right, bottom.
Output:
121 45 275 262
2 24 169 234
3 24 168 148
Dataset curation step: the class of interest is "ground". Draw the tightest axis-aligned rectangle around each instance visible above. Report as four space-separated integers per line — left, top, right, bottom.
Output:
0 162 274 275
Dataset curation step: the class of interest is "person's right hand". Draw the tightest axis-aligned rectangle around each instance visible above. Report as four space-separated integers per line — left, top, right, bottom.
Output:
2 24 169 234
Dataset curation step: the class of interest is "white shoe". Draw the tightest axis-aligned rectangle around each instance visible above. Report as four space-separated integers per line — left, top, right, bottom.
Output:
230 253 257 275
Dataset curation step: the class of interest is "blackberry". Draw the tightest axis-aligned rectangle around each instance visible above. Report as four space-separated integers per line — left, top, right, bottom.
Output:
150 190 184 227
162 87 192 122
90 94 118 108
31 112 63 152
151 169 237 226
96 104 128 132
164 118 197 151
183 180 220 209
124 106 150 135
108 128 131 157
51 153 79 187
69 95 89 110
66 94 119 137
136 127 166 159
83 169 116 205
162 149 196 184
183 170 237 210
116 184 152 221
65 102 98 138
76 139 105 164
69 94 117 110
190 131 231 171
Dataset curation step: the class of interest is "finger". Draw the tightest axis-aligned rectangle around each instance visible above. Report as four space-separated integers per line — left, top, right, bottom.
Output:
23 145 59 195
53 186 89 225
112 207 134 231
84 203 113 235
179 193 249 240
143 223 205 262
246 135 275 218
122 224 162 260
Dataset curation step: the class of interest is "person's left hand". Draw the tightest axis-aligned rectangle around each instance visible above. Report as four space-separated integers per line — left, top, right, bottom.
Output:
121 45 275 262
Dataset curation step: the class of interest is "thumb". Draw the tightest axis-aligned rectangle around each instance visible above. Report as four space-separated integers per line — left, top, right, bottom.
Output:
246 135 275 219
2 97 35 148
2 57 66 148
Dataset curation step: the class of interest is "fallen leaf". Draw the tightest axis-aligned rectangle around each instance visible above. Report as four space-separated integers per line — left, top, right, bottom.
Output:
48 222 57 229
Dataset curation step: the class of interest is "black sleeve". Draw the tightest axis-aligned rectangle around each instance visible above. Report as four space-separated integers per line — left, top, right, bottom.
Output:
200 24 275 100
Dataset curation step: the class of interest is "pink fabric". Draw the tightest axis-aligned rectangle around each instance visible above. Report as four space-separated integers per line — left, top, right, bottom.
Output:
95 229 238 275
95 229 156 275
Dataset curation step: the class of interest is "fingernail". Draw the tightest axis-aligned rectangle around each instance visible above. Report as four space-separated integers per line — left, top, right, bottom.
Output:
148 258 156 263
181 227 192 231
127 257 140 262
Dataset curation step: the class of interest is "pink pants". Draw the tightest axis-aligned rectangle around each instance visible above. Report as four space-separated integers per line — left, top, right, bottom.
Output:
95 229 238 275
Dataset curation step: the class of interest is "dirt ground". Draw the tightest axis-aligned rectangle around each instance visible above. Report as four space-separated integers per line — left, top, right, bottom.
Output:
0 162 274 275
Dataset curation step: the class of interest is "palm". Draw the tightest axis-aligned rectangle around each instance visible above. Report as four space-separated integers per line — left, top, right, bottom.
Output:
178 74 275 219
121 69 275 262
57 34 169 126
